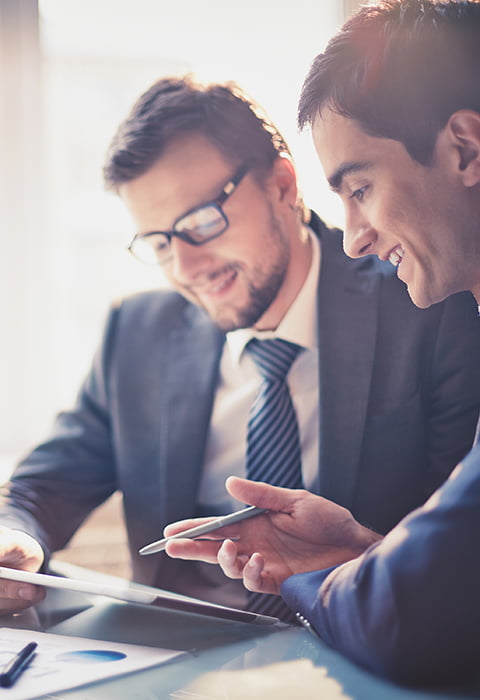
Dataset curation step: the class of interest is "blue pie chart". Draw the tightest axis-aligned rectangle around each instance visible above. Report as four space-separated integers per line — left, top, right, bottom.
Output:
56 650 127 663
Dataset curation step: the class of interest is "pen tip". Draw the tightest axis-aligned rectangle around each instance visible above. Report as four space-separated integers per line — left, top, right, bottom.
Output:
139 546 155 555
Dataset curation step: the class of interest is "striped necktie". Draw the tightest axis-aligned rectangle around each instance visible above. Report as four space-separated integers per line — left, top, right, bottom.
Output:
245 337 303 621
246 338 304 488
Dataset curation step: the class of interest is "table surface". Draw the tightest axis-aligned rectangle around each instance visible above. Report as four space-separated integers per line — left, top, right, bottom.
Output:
2 563 479 700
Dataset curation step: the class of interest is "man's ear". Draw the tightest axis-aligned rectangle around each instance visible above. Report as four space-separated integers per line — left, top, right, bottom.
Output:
270 153 298 205
447 110 480 187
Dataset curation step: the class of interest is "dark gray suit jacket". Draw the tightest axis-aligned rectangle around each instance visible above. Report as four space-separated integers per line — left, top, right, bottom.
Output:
1 213 480 596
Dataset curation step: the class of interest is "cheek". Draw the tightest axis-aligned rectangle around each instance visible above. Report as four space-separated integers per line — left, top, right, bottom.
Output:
373 184 421 236
219 213 280 265
209 228 254 264
163 267 185 295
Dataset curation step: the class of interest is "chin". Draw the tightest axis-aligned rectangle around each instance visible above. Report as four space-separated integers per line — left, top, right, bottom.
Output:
409 284 448 310
406 282 433 309
207 308 247 332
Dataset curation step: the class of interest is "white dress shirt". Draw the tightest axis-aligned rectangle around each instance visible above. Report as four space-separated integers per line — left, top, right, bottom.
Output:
197 229 321 514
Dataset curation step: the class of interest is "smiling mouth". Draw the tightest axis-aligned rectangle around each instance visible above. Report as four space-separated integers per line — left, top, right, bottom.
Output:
388 245 405 267
192 267 238 297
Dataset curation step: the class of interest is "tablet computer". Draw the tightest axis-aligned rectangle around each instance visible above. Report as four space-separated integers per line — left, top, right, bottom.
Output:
0 566 279 626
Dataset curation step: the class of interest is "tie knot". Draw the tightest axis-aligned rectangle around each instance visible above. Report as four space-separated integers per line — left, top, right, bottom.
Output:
247 338 302 382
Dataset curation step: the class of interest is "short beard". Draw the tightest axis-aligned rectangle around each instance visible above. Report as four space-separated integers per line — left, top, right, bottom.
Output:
212 261 287 332
210 208 290 331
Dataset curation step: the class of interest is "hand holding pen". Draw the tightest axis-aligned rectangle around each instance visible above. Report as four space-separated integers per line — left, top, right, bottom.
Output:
163 476 382 595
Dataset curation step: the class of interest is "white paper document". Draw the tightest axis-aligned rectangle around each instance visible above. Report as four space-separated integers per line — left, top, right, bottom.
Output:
0 627 185 699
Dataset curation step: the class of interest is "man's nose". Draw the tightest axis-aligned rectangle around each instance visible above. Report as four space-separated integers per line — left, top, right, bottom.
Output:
342 209 377 259
169 236 209 283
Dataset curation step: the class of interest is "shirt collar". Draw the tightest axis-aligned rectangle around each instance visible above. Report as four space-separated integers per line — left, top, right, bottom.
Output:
226 226 320 367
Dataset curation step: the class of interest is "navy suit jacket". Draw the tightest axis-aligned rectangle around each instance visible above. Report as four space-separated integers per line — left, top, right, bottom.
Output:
1 214 480 599
282 442 480 687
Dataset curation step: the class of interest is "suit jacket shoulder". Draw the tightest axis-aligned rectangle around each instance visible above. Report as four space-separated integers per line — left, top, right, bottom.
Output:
282 443 480 686
308 209 480 532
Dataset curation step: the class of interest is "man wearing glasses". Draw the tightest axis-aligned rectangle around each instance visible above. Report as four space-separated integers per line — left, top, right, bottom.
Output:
0 75 479 618
127 162 251 269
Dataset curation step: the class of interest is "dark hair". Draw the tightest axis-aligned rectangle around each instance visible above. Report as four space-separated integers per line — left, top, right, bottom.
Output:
298 0 480 165
104 75 291 190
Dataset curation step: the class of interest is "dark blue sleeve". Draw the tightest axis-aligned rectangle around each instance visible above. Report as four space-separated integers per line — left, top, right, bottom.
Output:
281 444 480 686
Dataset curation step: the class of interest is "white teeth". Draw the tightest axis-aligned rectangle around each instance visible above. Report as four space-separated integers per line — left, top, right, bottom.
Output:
389 246 405 267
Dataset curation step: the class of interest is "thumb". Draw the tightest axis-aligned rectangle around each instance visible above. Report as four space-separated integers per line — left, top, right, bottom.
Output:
225 476 298 513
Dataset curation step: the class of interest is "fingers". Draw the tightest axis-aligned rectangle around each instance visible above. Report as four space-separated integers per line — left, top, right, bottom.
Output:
163 517 217 538
217 544 279 595
225 476 300 513
0 579 46 613
165 538 223 564
0 528 45 572
217 539 250 579
0 528 46 613
218 540 259 591
242 552 273 593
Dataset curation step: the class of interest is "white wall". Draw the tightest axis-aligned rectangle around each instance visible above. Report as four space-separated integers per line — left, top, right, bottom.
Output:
40 0 346 225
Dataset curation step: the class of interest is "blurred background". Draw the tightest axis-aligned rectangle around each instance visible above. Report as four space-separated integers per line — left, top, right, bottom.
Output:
0 0 360 575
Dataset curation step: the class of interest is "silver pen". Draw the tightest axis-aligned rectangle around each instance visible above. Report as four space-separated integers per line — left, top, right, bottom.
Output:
139 505 267 555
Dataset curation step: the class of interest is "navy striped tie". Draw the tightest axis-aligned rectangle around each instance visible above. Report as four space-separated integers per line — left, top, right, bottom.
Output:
246 338 304 488
245 337 303 621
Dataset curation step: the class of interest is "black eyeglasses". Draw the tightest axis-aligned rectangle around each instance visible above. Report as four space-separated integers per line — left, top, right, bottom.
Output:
128 163 250 265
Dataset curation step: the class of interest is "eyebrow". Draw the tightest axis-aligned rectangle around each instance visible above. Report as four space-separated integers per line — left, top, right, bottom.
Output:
328 161 372 193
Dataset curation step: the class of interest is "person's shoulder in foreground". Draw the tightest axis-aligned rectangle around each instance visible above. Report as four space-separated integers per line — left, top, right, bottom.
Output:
282 443 480 685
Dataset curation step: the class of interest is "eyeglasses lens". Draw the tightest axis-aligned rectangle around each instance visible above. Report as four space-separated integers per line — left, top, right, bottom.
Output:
131 234 170 265
175 204 227 243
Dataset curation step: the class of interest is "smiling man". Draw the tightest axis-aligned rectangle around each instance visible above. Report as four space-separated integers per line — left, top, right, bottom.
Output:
0 74 479 625
313 108 476 311
163 2 480 686
118 132 308 333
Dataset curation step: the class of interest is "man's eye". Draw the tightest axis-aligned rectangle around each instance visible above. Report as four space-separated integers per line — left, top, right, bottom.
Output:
350 185 368 202
153 239 170 252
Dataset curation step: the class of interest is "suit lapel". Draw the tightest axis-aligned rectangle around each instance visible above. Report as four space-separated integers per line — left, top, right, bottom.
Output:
159 306 224 525
316 226 381 508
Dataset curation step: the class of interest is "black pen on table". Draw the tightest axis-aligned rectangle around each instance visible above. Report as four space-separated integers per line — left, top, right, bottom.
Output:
0 641 37 688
